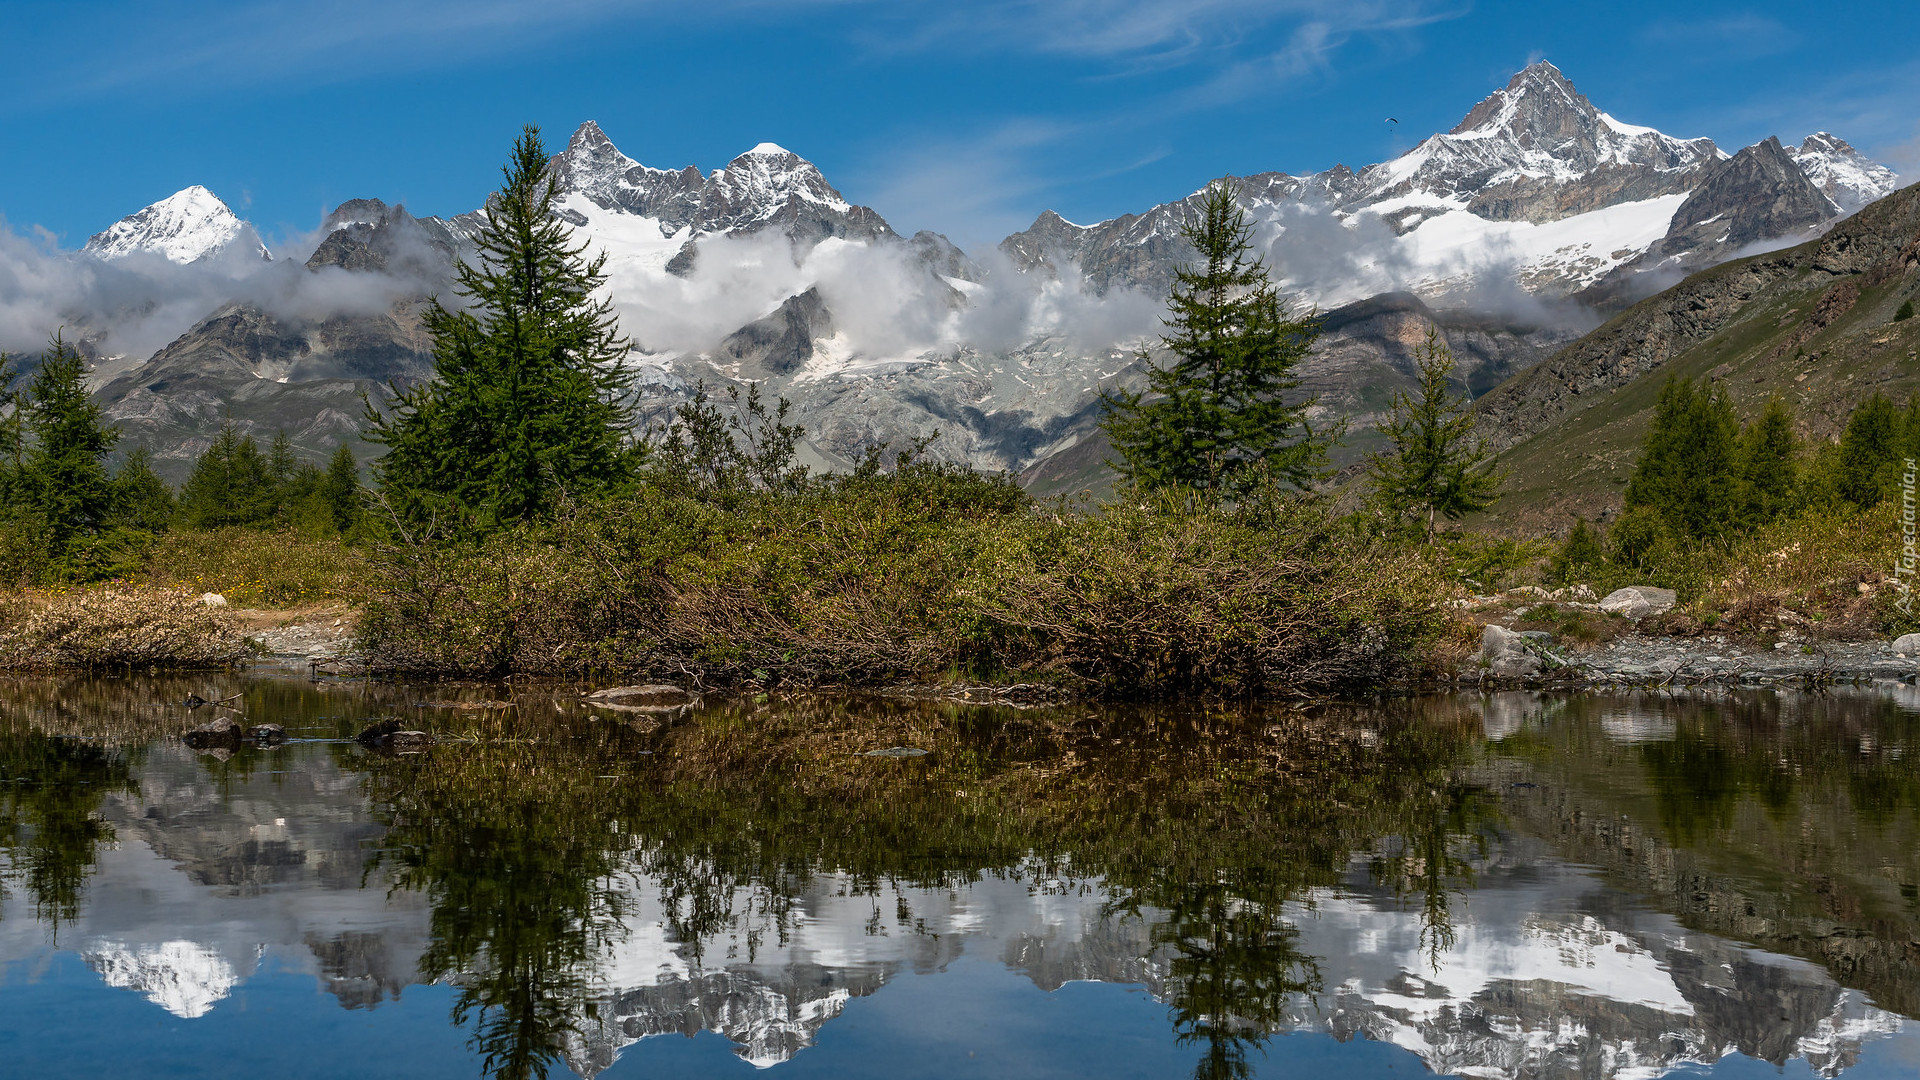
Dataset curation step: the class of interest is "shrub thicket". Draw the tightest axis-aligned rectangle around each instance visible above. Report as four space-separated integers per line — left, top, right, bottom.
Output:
359 475 1449 694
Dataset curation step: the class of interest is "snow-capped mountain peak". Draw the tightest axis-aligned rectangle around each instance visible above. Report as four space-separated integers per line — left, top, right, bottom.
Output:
1790 131 1901 214
1372 60 1720 204
83 185 270 264
711 143 851 216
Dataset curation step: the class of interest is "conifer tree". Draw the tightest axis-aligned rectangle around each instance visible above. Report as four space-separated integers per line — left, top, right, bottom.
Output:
365 125 638 529
1735 397 1799 526
1623 378 1738 541
179 423 275 529
1100 183 1339 497
109 447 177 532
1551 518 1604 583
18 333 117 548
267 430 298 488
1831 393 1902 509
1366 326 1503 532
318 443 362 534
1897 299 1914 322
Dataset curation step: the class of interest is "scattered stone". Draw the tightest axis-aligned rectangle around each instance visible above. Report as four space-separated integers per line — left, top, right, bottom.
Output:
200 593 228 608
183 718 243 749
1598 586 1677 620
584 684 693 706
864 746 930 758
1892 633 1920 657
249 723 286 743
356 718 436 752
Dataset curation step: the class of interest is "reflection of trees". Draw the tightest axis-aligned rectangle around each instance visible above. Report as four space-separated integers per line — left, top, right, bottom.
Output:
362 721 641 1080
348 697 1492 1080
0 732 138 930
1490 689 1920 1017
1157 879 1321 1080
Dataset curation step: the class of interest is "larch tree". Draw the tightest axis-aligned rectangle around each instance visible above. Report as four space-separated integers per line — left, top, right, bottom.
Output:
1365 326 1504 533
365 124 638 530
1100 183 1339 498
18 332 118 549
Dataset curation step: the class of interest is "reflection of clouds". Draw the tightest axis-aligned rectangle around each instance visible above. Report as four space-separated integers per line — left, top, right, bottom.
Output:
0 737 1912 1079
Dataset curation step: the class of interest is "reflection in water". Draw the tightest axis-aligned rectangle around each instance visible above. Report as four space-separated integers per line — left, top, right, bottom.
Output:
0 732 138 930
0 678 1915 1079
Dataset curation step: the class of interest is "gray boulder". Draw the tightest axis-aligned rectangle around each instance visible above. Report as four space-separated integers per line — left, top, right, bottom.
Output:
1479 625 1542 677
1599 586 1677 619
1892 633 1920 657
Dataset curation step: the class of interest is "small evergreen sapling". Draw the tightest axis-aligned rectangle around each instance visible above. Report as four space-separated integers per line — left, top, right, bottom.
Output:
1896 299 1914 322
1366 326 1504 533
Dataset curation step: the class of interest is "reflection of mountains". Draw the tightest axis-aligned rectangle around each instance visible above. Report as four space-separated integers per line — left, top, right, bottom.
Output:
17 741 1900 1080
2 688 1915 1080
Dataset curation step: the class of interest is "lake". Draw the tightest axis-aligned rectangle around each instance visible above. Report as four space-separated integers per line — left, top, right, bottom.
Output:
1 675 1916 1079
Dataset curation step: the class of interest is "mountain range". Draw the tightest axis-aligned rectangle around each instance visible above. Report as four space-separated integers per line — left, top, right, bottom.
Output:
39 61 1905 485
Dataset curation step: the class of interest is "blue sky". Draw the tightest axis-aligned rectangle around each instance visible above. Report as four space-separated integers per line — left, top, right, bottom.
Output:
4 0 1917 252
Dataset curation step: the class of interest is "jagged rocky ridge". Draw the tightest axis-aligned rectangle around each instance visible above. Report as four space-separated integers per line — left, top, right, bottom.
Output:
65 61 1900 483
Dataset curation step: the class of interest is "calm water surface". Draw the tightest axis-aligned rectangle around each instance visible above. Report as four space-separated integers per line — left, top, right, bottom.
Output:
1 676 1917 1080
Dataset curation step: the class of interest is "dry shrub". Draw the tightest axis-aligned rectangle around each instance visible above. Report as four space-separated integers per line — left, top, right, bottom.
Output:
1689 505 1900 639
971 498 1453 694
0 587 249 669
361 487 1454 695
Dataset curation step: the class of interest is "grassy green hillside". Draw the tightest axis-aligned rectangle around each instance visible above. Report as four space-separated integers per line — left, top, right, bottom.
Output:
1480 185 1920 531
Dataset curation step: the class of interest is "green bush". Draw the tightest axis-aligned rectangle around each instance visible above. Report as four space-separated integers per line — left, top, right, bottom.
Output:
359 481 1451 695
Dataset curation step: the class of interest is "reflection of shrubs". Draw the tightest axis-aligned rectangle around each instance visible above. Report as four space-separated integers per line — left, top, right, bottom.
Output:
0 587 248 669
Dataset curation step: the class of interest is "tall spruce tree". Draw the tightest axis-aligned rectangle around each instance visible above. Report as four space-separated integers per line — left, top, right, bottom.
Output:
318 443 362 534
1366 326 1503 533
365 125 637 529
19 333 117 548
1623 378 1739 541
1100 183 1338 497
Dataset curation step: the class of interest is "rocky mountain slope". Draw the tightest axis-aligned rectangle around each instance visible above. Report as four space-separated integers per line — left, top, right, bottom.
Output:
1475 181 1920 527
1003 63 1896 309
56 62 1900 485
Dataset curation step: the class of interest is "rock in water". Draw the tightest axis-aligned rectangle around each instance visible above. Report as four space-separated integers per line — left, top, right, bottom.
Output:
356 718 435 751
249 723 287 743
1599 586 1677 619
584 684 693 706
183 718 243 749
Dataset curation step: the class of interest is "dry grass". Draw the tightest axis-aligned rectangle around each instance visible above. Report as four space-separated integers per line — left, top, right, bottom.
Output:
0 586 250 669
143 528 366 608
